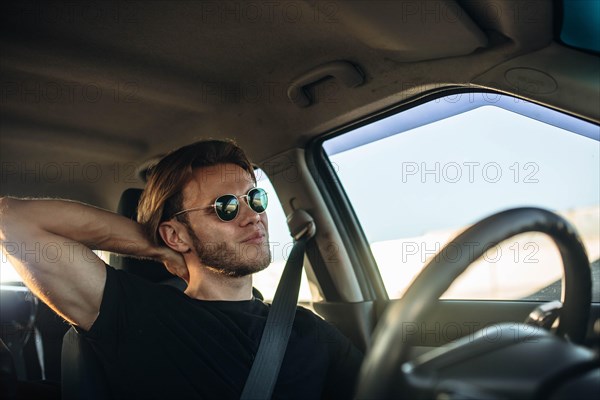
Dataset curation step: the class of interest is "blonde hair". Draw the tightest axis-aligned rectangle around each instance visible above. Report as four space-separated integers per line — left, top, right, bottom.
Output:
137 139 255 246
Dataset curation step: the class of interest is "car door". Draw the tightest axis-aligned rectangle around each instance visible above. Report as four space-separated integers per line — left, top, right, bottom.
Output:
306 90 599 352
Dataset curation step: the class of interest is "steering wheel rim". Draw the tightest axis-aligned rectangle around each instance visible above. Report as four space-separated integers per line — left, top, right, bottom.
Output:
355 207 592 399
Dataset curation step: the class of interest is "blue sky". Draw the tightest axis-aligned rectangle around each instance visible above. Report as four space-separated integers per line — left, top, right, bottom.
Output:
326 102 599 242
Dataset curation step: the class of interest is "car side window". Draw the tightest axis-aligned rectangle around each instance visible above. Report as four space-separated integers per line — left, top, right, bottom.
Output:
251 169 312 303
323 93 599 301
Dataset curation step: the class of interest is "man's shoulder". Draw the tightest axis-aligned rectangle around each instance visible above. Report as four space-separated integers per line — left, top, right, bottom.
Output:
103 263 184 301
295 305 320 318
81 264 189 338
293 305 332 329
105 263 174 286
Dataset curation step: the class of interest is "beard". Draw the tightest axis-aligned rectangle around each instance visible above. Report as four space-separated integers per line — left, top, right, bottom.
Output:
185 225 271 278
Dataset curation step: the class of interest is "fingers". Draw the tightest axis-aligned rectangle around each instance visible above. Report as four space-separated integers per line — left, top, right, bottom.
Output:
161 249 189 283
181 269 190 284
165 262 189 280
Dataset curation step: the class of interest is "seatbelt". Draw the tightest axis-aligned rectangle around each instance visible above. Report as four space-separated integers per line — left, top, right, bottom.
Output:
240 210 315 400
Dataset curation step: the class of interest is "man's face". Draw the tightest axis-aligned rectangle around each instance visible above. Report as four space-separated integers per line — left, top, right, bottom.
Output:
180 163 271 277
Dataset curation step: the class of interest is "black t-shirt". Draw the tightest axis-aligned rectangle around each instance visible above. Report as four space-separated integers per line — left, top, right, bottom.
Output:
81 265 363 399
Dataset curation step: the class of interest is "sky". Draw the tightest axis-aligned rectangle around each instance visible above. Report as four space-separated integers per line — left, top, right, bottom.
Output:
326 98 600 242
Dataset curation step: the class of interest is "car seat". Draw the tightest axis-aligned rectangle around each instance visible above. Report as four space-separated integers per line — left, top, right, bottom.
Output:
61 188 184 399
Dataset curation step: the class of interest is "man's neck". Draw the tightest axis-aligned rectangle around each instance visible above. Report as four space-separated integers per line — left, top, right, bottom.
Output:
184 266 253 301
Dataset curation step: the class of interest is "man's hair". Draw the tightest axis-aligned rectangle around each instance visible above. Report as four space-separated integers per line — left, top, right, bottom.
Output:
137 139 255 246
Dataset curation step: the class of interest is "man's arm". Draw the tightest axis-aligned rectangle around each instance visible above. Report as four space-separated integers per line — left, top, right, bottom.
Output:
0 197 186 331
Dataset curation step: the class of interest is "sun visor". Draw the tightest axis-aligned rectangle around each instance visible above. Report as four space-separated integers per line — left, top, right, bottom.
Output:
329 0 488 61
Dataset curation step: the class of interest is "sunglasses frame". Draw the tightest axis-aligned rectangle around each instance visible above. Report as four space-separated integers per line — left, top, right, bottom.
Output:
171 187 268 222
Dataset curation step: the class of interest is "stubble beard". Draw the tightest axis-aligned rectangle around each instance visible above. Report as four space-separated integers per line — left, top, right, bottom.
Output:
187 227 271 278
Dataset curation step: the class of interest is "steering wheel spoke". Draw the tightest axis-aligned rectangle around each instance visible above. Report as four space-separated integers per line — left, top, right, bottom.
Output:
525 300 562 331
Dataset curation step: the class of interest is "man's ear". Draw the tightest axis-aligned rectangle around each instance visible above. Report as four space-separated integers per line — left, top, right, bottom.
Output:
158 221 192 253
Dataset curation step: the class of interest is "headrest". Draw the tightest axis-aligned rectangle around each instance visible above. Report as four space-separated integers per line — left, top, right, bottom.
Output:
110 189 185 288
115 188 144 220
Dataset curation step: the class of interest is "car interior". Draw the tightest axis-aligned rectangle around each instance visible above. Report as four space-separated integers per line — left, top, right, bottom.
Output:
1 0 599 399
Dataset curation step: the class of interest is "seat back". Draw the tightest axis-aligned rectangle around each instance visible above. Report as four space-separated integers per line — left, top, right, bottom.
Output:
0 338 17 400
61 328 110 400
61 188 184 399
0 284 38 380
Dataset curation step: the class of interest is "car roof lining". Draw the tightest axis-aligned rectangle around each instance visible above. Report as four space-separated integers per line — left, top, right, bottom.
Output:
1 0 597 209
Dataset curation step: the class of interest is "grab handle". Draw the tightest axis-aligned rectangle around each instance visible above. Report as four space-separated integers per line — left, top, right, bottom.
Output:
287 61 364 107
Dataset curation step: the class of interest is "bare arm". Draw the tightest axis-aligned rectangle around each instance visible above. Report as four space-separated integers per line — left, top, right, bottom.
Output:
0 197 186 331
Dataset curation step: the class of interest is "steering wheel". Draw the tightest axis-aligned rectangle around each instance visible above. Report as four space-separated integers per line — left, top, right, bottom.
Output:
356 207 593 399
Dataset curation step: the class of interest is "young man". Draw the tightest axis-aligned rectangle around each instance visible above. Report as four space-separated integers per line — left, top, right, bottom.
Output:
0 140 363 399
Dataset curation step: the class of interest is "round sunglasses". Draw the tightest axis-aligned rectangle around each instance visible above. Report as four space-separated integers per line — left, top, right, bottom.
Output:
171 187 268 222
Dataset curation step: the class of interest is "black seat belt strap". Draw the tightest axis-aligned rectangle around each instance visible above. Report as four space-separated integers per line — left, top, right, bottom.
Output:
241 209 315 400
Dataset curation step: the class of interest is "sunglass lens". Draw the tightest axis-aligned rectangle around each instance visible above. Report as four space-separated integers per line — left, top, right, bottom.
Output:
249 188 268 213
215 195 239 221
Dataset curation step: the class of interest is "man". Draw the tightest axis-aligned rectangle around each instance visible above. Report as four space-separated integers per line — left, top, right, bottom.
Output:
0 139 363 399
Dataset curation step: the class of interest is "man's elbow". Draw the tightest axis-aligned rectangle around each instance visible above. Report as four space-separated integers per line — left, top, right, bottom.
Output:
0 196 12 239
0 199 21 278
0 197 22 241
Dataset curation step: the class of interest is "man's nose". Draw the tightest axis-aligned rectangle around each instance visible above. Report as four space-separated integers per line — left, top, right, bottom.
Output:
238 199 259 225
